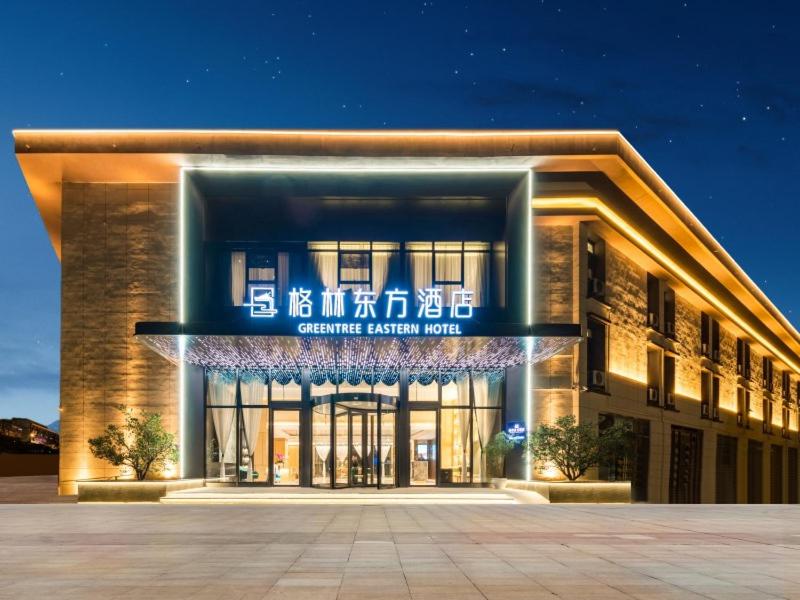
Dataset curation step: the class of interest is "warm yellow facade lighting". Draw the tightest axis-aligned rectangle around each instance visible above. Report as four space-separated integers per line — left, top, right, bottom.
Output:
534 196 800 375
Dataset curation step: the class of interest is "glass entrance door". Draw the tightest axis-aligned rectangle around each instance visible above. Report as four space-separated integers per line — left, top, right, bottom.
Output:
312 393 396 488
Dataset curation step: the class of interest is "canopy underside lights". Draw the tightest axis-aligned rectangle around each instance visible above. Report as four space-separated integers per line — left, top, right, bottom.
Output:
138 334 580 371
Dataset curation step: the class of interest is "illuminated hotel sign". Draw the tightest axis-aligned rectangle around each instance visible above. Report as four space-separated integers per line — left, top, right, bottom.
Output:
245 286 474 336
505 422 527 442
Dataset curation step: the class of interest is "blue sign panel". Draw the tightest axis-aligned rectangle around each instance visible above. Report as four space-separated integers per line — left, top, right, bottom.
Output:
505 421 527 442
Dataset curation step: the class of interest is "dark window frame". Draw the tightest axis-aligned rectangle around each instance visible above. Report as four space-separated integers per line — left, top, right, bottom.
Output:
586 316 609 393
586 237 606 301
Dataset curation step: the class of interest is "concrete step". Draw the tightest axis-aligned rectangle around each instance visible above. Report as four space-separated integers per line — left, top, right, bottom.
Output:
161 488 517 505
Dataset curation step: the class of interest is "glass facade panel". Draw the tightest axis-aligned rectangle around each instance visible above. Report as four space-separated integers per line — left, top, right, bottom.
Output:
380 410 395 486
440 408 471 483
273 410 300 485
204 369 506 488
312 405 333 487
335 408 349 487
472 408 502 483
441 375 469 406
272 380 301 401
338 381 373 395
205 407 237 481
473 373 503 407
239 408 269 483
410 410 437 485
373 382 399 396
410 381 438 402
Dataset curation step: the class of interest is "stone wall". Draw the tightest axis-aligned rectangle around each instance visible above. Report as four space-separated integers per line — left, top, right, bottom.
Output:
568 217 800 502
60 183 178 494
532 224 578 430
606 244 647 389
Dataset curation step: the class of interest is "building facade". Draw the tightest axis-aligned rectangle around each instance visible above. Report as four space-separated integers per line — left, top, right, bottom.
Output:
15 130 800 501
0 418 59 451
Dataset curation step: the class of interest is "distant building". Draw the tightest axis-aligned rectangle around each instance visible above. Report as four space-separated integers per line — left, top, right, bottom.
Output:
0 418 59 451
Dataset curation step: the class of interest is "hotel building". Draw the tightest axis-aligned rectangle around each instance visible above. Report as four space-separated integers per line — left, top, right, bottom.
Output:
15 130 800 502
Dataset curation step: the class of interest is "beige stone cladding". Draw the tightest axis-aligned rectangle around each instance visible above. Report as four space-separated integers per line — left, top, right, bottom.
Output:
59 183 178 494
549 216 800 502
532 224 579 438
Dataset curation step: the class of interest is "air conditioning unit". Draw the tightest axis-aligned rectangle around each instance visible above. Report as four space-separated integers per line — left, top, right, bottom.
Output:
590 370 606 389
647 387 660 404
647 312 659 329
589 277 605 298
665 322 676 337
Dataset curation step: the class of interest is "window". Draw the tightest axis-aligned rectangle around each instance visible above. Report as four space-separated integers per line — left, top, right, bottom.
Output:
737 387 750 428
747 440 763 503
669 426 702 503
737 339 751 380
646 347 662 406
700 313 710 357
406 241 490 307
716 435 738 503
700 312 721 361
598 414 650 502
700 370 719 419
309 241 400 296
587 237 606 300
647 273 661 330
699 314 719 360
782 406 791 438
664 355 677 410
230 249 288 308
663 288 676 339
782 371 791 403
763 357 774 392
587 317 608 392
763 399 773 435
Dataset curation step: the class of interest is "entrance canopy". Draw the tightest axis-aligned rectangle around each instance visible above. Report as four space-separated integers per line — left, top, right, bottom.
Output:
135 324 581 371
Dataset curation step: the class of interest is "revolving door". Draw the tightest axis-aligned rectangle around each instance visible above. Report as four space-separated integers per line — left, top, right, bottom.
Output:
311 393 397 488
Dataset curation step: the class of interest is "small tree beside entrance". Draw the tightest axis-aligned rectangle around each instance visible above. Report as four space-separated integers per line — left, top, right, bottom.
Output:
484 431 516 478
88 405 178 481
525 415 632 481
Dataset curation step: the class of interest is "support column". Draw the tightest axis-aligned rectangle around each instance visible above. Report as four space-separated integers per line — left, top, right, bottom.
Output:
397 369 410 488
504 364 531 480
300 368 312 487
181 364 205 479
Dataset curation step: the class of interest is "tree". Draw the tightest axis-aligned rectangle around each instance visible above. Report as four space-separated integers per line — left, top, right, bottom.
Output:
483 432 516 478
88 405 178 481
524 415 632 481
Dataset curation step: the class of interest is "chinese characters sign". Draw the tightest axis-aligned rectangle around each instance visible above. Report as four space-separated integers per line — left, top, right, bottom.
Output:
244 286 474 336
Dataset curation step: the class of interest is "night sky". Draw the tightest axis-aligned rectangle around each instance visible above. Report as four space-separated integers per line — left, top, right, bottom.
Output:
1 1 798 424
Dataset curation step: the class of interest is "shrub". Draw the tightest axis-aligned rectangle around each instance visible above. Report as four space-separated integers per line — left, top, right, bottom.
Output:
88 405 178 481
524 415 632 481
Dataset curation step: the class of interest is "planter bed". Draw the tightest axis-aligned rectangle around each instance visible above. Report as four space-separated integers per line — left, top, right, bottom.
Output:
505 480 631 503
77 479 205 503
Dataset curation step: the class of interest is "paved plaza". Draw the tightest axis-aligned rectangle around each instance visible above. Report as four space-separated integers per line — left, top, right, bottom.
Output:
1 482 800 599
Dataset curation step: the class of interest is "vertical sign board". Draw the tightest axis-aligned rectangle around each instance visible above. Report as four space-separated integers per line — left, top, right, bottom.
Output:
505 421 527 443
